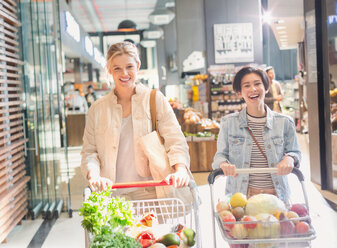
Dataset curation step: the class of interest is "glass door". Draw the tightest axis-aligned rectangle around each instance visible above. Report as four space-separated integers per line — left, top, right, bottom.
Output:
20 0 71 218
326 0 337 192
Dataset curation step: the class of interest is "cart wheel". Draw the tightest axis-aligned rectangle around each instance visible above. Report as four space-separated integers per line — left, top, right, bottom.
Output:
68 209 73 218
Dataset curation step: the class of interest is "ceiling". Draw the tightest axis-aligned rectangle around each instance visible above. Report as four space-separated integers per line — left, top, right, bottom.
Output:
69 0 159 32
69 0 304 50
267 0 304 50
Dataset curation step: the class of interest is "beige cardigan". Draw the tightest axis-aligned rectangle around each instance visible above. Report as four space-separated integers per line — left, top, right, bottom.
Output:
80 83 190 182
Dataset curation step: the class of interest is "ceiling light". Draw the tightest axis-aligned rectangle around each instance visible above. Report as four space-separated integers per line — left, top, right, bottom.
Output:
143 27 164 39
280 35 288 38
140 39 156 48
117 20 137 32
278 31 287 34
165 0 175 8
280 38 288 41
262 11 272 24
149 9 175 25
276 26 286 30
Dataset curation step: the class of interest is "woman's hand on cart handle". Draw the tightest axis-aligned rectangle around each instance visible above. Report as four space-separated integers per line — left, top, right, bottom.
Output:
88 171 113 192
276 155 295 175
220 162 238 178
165 163 190 188
209 167 305 184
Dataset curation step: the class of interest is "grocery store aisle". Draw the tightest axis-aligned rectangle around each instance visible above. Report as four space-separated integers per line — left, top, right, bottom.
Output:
1 134 337 248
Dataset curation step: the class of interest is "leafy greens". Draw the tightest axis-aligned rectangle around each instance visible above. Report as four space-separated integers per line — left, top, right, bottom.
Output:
79 188 134 236
90 231 142 248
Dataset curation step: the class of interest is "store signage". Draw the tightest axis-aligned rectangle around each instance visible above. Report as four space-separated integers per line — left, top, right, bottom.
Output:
65 11 80 42
94 47 106 68
213 23 254 63
85 36 93 56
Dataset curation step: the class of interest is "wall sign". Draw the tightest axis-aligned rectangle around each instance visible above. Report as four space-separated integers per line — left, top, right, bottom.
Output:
214 23 254 63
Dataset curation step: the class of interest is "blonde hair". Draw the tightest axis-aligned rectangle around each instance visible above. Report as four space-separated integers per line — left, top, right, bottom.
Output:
106 41 140 70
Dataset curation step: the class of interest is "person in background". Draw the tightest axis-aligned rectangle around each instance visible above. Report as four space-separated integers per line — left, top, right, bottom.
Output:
81 41 190 200
69 89 88 113
85 85 97 108
212 66 301 202
264 66 283 113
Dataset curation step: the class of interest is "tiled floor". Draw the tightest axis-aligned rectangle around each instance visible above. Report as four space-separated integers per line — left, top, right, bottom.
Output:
1 134 337 248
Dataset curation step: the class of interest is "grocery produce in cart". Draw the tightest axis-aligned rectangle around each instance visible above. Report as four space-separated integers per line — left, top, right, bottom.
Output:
216 192 313 239
209 167 316 248
81 188 198 248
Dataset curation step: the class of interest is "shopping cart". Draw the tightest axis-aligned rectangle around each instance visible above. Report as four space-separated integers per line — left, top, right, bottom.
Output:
83 179 201 248
208 167 316 248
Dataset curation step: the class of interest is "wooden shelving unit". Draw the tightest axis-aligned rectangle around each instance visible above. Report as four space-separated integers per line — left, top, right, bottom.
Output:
0 0 29 243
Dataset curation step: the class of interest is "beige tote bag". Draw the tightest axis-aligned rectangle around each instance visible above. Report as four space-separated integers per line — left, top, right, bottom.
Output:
139 89 194 205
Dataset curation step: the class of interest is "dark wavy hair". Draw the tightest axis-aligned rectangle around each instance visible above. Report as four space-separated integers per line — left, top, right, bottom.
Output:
232 66 270 93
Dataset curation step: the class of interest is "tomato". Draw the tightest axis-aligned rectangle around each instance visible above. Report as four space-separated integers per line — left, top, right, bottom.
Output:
139 239 154 248
137 231 155 248
295 221 310 234
137 231 155 240
242 215 257 229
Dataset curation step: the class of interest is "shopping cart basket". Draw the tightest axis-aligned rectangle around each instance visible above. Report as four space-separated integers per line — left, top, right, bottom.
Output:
208 167 316 248
83 179 201 248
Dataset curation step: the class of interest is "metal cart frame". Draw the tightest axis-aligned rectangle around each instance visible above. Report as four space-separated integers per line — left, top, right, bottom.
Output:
208 167 316 248
83 179 201 248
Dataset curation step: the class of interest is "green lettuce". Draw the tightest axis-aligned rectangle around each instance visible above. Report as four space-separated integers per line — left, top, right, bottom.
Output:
79 188 134 236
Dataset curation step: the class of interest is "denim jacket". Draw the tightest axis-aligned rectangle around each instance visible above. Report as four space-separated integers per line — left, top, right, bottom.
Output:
212 106 301 202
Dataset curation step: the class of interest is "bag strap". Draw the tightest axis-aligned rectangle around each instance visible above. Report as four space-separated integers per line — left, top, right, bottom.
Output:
150 89 157 131
150 89 164 144
245 127 268 161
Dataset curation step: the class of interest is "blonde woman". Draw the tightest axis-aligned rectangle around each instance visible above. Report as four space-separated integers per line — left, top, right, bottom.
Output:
81 41 190 200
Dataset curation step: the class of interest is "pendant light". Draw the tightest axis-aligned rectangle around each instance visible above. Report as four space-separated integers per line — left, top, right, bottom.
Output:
117 0 137 32
117 20 137 32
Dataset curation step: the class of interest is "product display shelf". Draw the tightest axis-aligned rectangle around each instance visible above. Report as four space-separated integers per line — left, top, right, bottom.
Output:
281 80 300 123
208 69 244 122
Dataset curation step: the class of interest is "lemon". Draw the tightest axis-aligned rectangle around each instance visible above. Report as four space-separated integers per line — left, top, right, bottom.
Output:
230 192 248 208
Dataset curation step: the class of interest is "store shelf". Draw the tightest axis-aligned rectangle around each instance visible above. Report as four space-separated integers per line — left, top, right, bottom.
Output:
208 67 244 122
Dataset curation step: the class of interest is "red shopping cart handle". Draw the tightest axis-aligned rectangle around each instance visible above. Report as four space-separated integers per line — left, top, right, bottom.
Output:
111 179 173 189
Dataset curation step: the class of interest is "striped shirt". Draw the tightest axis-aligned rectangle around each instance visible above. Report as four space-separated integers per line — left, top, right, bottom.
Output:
247 114 274 189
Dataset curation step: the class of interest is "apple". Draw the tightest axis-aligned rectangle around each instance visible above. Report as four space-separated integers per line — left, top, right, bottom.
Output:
222 214 236 229
242 216 257 229
286 211 300 224
219 210 233 219
279 212 296 236
295 221 310 234
290 204 308 217
216 200 230 213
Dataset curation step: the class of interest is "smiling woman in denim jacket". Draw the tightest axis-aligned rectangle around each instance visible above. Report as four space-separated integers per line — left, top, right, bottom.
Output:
212 66 301 202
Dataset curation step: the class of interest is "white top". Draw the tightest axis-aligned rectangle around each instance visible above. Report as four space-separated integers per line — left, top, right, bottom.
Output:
115 115 152 194
247 114 274 189
70 92 88 112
